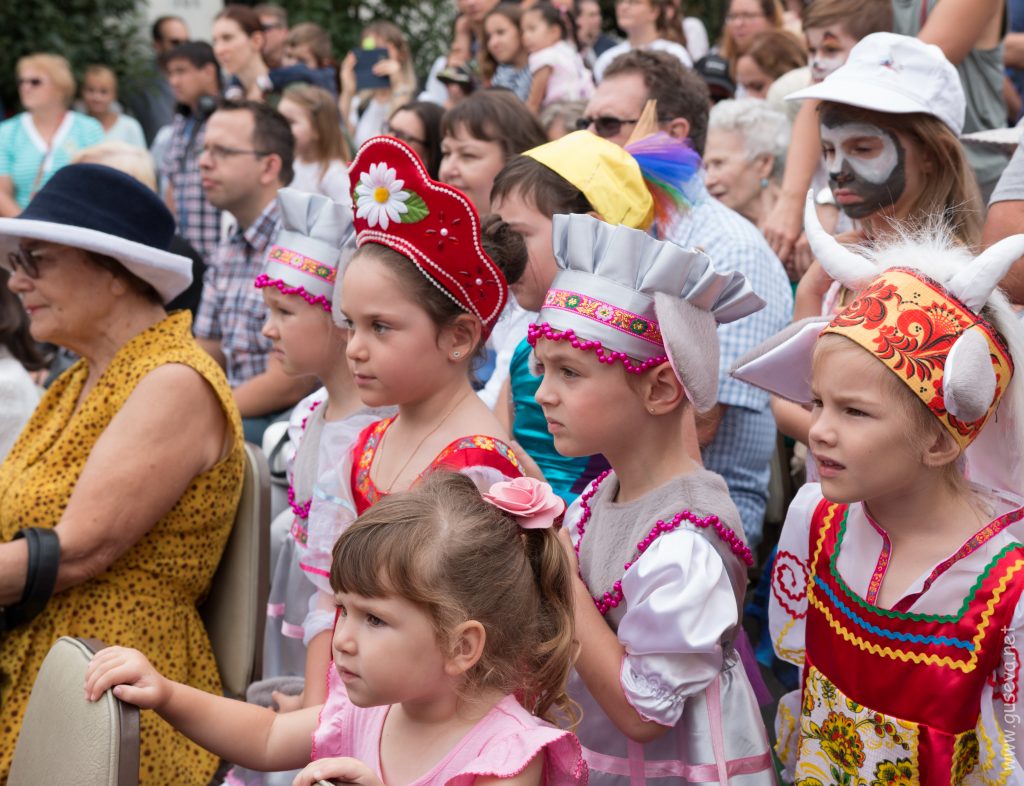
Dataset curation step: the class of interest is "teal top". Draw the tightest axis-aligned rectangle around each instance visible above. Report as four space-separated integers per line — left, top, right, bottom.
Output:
510 337 609 504
0 112 104 208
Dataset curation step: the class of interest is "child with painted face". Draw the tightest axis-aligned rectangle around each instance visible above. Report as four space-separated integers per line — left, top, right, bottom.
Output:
773 33 983 445
490 129 704 503
85 472 588 785
531 213 775 781
733 199 1024 784
793 32 980 244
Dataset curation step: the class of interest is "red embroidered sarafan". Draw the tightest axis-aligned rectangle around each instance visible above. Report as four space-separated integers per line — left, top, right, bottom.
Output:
797 498 1024 783
349 417 522 514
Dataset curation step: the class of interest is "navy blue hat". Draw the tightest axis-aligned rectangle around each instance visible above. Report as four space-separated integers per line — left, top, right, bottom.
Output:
0 163 192 303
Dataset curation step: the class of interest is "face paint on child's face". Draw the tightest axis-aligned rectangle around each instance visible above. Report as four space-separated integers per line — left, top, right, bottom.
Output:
805 27 857 83
820 107 906 220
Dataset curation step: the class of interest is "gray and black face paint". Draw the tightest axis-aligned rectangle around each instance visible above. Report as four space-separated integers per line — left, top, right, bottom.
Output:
820 106 906 220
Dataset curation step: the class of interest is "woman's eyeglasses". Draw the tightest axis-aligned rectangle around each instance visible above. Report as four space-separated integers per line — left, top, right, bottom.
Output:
385 126 427 147
575 115 639 138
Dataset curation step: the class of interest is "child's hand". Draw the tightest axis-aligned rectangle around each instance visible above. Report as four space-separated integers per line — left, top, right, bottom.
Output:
84 646 170 710
292 756 384 786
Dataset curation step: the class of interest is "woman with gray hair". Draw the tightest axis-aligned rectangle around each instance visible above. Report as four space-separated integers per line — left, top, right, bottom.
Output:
704 97 790 229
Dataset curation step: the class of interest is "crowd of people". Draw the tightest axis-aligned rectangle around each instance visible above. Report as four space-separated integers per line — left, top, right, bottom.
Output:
4 0 1024 784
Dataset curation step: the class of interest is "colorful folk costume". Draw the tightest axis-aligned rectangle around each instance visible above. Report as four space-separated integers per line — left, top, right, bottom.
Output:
300 136 523 586
510 129 703 503
732 197 1024 784
533 214 776 784
227 189 390 786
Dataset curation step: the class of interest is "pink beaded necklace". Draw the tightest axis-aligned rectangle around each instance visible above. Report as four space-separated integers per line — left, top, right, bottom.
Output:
574 471 755 615
287 399 323 532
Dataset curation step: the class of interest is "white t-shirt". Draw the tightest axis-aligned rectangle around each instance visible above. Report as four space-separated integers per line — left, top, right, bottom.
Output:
593 38 693 82
351 97 391 149
683 18 710 62
289 158 353 206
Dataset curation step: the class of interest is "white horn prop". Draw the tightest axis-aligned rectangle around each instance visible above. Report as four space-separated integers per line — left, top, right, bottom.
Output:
945 234 1024 313
943 328 997 424
802 191 878 287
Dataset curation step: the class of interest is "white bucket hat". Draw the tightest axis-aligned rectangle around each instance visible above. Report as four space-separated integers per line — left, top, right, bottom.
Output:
786 32 966 136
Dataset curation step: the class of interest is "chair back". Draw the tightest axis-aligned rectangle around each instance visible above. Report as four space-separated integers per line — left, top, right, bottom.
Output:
9 637 139 786
201 441 271 699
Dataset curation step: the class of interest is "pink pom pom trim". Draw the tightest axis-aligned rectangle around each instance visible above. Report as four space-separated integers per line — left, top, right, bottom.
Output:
527 323 668 375
254 274 333 313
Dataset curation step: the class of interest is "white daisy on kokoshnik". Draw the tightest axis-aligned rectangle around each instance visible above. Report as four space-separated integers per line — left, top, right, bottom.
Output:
355 162 410 230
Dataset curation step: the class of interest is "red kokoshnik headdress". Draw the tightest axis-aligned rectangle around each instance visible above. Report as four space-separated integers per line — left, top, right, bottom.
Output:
349 136 508 338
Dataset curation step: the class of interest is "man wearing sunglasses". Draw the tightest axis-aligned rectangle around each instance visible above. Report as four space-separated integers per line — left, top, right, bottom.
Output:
582 48 793 549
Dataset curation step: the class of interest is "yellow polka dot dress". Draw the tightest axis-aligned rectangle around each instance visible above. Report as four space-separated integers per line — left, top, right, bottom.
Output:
0 311 244 785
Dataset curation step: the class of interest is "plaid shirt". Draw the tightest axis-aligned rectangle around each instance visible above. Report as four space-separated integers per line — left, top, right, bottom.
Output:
666 180 793 546
194 200 281 386
160 113 222 263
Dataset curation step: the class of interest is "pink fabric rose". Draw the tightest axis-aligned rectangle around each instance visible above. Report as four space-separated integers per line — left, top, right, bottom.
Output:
482 476 565 530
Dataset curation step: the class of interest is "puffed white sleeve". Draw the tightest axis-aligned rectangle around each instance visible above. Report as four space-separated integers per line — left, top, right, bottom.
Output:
769 482 821 781
615 528 738 727
981 592 1024 780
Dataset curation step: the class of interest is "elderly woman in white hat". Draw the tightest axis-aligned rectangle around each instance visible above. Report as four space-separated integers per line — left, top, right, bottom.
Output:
0 163 244 785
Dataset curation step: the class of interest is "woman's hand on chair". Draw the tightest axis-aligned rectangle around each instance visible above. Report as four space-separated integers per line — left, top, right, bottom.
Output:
83 646 170 710
292 756 384 786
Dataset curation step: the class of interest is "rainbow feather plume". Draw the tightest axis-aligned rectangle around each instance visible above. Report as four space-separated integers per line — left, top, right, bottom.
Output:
625 132 702 238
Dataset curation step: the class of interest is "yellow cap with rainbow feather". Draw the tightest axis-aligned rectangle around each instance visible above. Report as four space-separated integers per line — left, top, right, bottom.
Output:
523 131 655 231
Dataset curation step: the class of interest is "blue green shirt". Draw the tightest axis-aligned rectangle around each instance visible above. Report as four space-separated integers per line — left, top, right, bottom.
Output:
0 112 104 208
510 337 609 504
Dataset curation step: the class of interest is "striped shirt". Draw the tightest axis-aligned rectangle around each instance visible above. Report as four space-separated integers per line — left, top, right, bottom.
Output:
194 200 281 386
160 113 223 264
0 112 104 208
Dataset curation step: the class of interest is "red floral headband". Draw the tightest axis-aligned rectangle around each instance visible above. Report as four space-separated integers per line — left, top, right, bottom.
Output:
349 136 508 337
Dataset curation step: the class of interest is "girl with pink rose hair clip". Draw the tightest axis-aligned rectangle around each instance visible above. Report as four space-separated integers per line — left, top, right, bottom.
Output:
86 473 588 785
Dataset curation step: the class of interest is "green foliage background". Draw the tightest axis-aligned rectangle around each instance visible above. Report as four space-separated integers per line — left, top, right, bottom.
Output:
0 0 727 117
0 0 151 117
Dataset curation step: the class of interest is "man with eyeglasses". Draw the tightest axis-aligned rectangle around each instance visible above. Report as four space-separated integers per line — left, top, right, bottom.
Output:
195 100 313 442
160 42 223 266
582 48 793 549
126 15 191 146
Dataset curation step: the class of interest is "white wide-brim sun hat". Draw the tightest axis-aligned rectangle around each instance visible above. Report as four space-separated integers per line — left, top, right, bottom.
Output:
786 32 966 136
0 163 192 304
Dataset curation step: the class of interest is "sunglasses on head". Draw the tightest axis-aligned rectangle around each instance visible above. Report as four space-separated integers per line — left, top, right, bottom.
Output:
17 78 44 88
575 115 640 138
